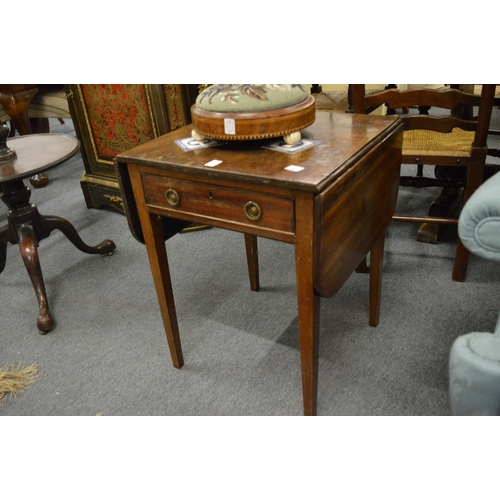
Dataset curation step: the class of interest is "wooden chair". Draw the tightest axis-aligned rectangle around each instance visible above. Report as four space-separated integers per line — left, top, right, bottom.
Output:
472 85 500 162
351 84 497 282
312 84 389 113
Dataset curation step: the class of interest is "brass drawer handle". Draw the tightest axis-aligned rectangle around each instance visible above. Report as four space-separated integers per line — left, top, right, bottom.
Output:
244 201 262 221
166 188 180 207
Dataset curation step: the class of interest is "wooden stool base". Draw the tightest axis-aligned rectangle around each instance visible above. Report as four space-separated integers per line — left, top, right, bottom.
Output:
191 95 316 142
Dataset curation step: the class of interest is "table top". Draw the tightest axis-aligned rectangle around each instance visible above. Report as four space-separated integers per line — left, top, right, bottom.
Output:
0 133 80 182
116 112 401 194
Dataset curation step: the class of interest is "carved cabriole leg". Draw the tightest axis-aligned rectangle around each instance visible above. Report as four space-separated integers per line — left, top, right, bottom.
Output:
294 192 320 416
17 223 54 334
0 180 54 333
1 175 115 334
129 167 184 369
39 215 116 255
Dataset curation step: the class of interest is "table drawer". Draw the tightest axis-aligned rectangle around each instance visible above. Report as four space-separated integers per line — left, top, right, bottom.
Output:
141 173 295 233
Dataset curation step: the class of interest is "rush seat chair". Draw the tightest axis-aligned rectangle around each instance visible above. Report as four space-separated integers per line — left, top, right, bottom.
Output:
351 84 496 282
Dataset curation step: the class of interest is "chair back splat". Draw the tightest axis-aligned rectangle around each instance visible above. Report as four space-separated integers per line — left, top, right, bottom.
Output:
351 84 497 281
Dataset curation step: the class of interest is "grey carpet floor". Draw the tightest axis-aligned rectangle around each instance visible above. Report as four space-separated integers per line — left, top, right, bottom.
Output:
1 114 500 416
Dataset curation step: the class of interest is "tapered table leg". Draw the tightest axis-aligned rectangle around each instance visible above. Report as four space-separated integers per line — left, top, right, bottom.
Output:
244 233 259 291
145 212 184 369
128 169 184 368
296 279 321 416
295 193 320 416
369 232 385 327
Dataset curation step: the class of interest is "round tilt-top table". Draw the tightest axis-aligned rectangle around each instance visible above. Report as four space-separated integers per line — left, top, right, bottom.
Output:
0 130 116 334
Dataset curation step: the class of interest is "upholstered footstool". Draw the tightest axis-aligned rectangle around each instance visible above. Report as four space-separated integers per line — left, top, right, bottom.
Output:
190 84 315 145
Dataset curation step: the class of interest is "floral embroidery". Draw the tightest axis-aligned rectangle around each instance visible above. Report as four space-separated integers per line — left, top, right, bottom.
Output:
200 84 305 106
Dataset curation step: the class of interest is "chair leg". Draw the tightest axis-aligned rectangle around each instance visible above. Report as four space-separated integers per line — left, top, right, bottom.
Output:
451 158 486 281
452 239 470 282
417 186 461 244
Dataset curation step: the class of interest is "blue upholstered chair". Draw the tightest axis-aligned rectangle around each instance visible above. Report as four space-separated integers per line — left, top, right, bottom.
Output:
449 170 500 415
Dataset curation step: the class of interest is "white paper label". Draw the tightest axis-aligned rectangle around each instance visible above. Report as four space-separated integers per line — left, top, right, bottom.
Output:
205 159 223 167
285 165 304 172
224 118 236 135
